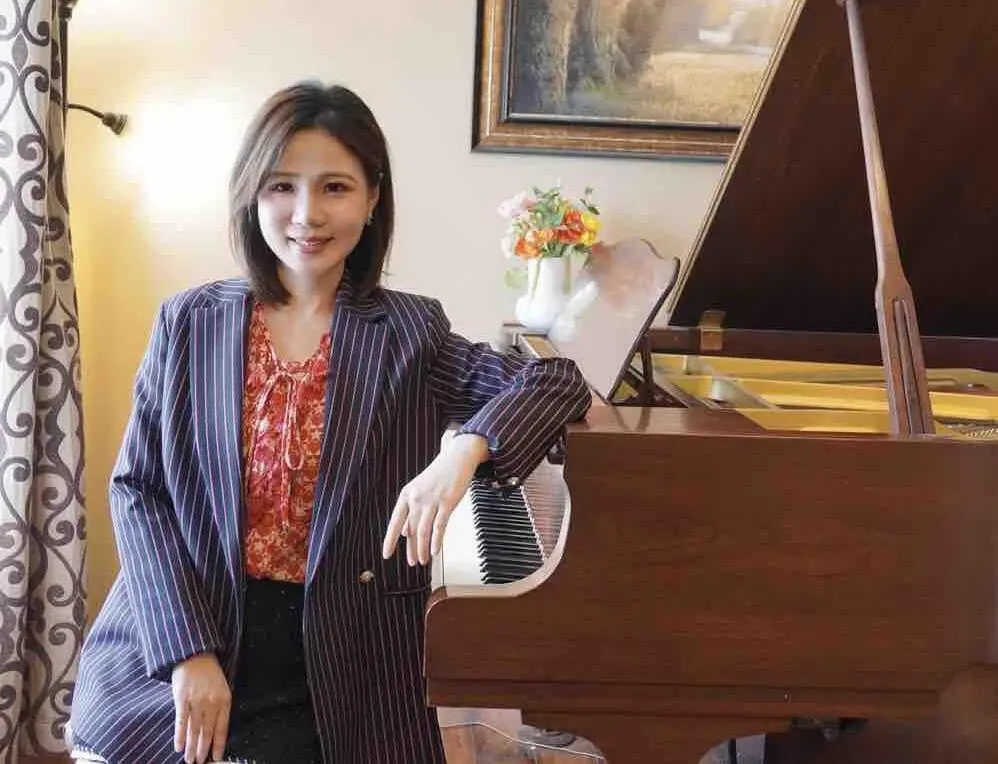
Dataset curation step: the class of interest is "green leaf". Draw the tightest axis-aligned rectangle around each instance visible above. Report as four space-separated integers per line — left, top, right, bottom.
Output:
504 267 528 291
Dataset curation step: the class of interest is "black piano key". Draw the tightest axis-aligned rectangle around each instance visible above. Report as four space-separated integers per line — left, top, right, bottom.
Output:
468 479 545 584
478 530 535 543
477 548 542 567
483 565 536 584
479 525 535 536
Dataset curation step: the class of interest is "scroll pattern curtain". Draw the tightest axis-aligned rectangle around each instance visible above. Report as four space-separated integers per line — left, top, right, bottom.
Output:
0 0 87 760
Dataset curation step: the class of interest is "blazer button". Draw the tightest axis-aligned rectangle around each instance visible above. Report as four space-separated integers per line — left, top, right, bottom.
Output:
358 570 376 585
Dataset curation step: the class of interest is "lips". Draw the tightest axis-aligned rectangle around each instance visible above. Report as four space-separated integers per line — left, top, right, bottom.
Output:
290 237 330 256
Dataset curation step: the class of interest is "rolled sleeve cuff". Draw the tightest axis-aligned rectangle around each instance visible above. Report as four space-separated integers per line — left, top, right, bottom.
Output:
457 422 525 490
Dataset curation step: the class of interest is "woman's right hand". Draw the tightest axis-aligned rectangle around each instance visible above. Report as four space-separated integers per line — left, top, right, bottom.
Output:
171 652 231 763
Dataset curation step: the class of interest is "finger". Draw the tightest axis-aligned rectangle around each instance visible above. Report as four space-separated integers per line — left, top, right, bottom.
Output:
431 505 450 557
406 535 417 566
196 718 212 764
407 501 424 539
185 711 202 764
382 493 409 558
406 516 417 567
212 702 230 762
416 503 437 565
174 700 189 753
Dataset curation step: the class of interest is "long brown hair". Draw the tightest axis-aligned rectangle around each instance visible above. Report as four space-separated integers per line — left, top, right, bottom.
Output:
229 82 394 302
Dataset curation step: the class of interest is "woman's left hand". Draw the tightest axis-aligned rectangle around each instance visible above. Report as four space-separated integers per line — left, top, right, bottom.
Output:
382 433 489 566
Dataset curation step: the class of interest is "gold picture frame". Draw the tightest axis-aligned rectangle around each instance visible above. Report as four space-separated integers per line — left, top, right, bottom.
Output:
472 0 795 161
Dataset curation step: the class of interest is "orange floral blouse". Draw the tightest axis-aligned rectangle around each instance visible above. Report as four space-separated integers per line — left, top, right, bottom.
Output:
242 302 331 583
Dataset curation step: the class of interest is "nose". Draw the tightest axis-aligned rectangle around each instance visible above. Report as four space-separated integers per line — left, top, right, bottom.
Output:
291 187 323 227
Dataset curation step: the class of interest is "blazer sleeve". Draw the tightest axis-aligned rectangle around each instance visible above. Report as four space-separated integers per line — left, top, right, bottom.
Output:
424 298 591 483
109 303 223 681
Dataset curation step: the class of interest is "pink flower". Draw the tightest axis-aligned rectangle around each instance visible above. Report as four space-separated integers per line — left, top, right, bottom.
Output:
496 191 531 219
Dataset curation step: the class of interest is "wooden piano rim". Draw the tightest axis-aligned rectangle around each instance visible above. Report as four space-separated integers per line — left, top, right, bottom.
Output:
426 676 940 722
568 404 998 444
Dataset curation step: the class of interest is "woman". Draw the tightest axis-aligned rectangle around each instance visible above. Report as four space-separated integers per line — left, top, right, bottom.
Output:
68 82 591 764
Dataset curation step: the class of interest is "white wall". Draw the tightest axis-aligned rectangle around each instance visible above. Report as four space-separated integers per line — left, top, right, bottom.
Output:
67 0 724 616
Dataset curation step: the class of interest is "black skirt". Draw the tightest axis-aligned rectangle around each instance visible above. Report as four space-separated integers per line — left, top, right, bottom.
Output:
225 577 322 763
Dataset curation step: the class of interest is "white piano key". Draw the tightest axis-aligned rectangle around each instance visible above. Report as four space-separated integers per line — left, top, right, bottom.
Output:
432 489 484 588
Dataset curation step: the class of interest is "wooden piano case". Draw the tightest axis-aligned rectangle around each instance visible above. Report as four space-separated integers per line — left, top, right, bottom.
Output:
425 0 998 761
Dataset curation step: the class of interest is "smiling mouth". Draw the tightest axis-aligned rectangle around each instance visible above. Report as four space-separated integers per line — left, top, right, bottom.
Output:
290 237 331 254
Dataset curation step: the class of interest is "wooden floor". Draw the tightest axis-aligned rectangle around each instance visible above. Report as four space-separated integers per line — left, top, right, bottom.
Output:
22 708 603 764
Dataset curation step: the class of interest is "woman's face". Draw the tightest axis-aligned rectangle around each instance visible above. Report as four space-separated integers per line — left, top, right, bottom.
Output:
256 128 378 291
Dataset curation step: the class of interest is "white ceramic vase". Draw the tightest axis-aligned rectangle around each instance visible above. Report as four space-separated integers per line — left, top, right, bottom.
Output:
514 256 571 333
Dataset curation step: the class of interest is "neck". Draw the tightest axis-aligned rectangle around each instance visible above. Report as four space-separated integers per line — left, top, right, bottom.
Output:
277 264 343 317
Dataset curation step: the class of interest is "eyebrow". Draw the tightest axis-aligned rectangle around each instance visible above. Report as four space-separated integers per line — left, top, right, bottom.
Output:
267 171 359 182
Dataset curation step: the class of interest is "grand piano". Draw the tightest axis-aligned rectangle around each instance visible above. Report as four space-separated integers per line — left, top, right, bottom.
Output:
425 0 998 761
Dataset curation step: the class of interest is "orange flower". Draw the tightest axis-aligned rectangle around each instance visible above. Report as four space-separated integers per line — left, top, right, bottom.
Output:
515 229 554 259
555 209 586 244
514 237 539 259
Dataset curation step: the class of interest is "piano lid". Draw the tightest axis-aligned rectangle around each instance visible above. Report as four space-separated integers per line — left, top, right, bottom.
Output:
669 0 998 339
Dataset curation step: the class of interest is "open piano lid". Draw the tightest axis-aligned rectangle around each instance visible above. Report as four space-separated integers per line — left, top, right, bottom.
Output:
669 0 998 339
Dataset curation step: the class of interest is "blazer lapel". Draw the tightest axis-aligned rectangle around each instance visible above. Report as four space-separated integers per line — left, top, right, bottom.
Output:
190 282 251 589
307 281 388 585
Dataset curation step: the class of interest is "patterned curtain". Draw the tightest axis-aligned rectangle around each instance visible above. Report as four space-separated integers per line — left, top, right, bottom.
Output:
0 0 87 760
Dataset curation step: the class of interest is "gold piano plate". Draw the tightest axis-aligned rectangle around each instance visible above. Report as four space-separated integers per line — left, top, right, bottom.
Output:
648 354 998 434
652 353 888 381
736 408 957 436
737 378 998 421
664 375 773 410
653 353 998 392
746 409 998 439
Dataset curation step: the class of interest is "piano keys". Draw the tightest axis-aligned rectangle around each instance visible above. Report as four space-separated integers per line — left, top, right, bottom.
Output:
433 459 566 588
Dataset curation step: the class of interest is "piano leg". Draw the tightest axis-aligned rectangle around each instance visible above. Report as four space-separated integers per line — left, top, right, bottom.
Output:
765 722 927 764
522 711 785 764
766 667 998 764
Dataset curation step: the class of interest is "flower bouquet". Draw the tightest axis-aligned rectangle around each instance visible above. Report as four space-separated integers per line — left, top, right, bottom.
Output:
497 184 601 331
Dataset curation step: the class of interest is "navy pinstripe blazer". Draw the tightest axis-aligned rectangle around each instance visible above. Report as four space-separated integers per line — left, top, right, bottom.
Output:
70 277 591 764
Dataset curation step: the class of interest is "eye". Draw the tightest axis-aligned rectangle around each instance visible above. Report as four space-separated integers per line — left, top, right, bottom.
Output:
324 181 350 194
267 181 293 193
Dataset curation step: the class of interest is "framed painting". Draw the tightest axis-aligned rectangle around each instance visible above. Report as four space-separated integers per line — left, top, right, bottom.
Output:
472 0 796 160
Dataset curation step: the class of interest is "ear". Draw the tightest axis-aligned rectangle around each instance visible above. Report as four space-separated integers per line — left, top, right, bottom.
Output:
367 184 380 217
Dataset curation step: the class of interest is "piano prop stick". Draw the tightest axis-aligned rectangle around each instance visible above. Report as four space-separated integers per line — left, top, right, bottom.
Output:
842 0 933 436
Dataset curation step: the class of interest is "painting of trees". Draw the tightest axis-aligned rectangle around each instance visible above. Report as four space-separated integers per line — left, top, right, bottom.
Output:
473 0 798 158
510 0 792 124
